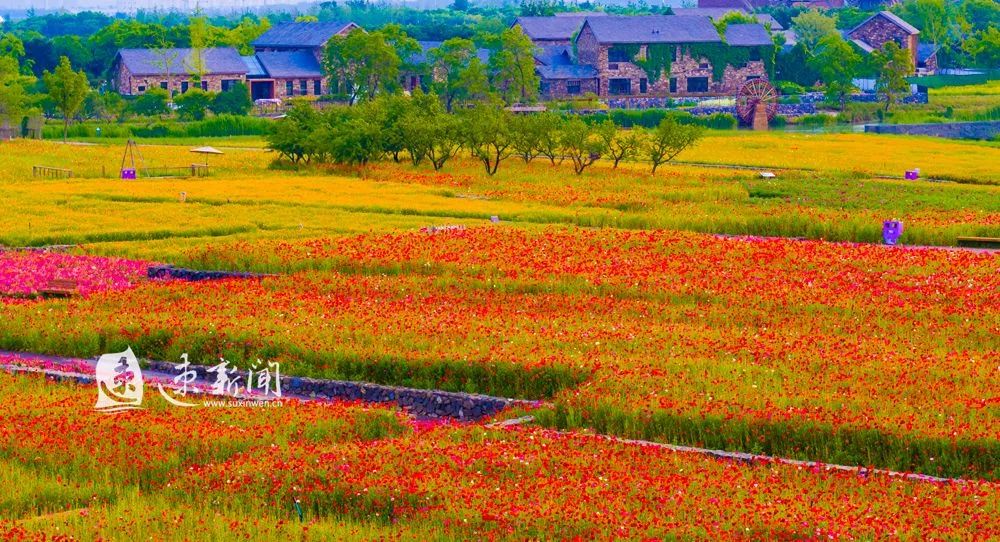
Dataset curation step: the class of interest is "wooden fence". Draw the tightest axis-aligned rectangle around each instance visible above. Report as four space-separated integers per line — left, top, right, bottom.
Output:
137 165 210 178
32 166 74 178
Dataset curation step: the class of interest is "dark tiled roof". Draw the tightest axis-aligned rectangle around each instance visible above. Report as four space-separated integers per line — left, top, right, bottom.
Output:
724 23 773 46
534 45 573 66
241 55 267 77
671 8 784 30
917 43 939 63
849 11 919 36
698 0 753 8
117 48 248 76
252 21 357 48
581 16 722 44
255 51 324 78
514 16 588 41
537 64 598 80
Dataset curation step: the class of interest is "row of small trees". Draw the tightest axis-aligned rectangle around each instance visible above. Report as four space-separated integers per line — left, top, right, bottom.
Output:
267 93 704 176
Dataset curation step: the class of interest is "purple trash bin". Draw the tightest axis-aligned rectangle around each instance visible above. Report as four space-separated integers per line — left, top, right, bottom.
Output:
882 220 903 245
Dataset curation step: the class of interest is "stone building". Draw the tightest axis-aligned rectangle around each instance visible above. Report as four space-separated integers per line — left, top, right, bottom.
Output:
847 11 921 73
248 21 360 99
558 15 772 99
513 16 589 46
671 8 784 31
112 21 360 101
535 46 599 99
243 50 326 100
112 48 249 96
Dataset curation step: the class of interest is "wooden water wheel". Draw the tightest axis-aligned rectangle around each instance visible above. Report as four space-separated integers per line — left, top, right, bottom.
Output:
735 79 779 129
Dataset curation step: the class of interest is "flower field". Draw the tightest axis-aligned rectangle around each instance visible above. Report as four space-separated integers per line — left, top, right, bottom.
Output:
1 373 996 540
1 135 997 537
2 228 996 478
0 251 152 297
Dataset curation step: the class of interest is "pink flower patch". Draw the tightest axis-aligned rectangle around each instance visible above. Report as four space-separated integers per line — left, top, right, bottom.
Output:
0 251 154 298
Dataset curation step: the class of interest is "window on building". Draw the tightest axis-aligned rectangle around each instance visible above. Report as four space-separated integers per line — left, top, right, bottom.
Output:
314 80 322 95
609 78 632 95
160 81 168 90
672 47 679 61
540 80 551 95
639 78 648 93
669 78 677 93
567 80 581 95
608 46 632 63
286 80 294 95
300 80 308 94
746 75 761 82
221 79 238 92
201 81 208 91
687 77 709 93
699 62 710 70
137 85 146 93
181 81 189 93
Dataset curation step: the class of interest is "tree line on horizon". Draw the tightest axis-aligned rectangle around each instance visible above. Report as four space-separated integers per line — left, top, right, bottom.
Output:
267 94 704 176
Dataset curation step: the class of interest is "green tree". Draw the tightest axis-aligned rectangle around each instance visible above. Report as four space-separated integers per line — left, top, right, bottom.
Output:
0 33 26 60
714 11 759 33
460 102 513 176
533 112 564 165
186 16 211 84
488 26 539 104
425 113 463 171
267 100 318 164
430 38 489 112
0 56 30 131
559 117 605 175
776 43 820 87
961 26 1000 68
43 56 89 141
130 87 170 118
509 113 543 163
323 28 401 104
375 93 414 163
596 120 644 169
174 88 214 120
791 10 838 52
958 0 1000 31
326 103 384 168
380 24 421 75
210 82 252 115
226 17 271 56
645 118 702 174
893 0 950 46
873 42 914 112
809 34 860 111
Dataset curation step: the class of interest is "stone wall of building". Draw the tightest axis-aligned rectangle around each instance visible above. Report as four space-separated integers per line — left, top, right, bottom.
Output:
849 16 919 69
573 29 768 98
115 63 247 96
541 78 600 100
271 77 325 99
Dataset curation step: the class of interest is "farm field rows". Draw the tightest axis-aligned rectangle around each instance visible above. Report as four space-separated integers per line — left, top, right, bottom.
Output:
2 228 996 478
0 373 996 541
1 133 998 537
3 138 999 251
